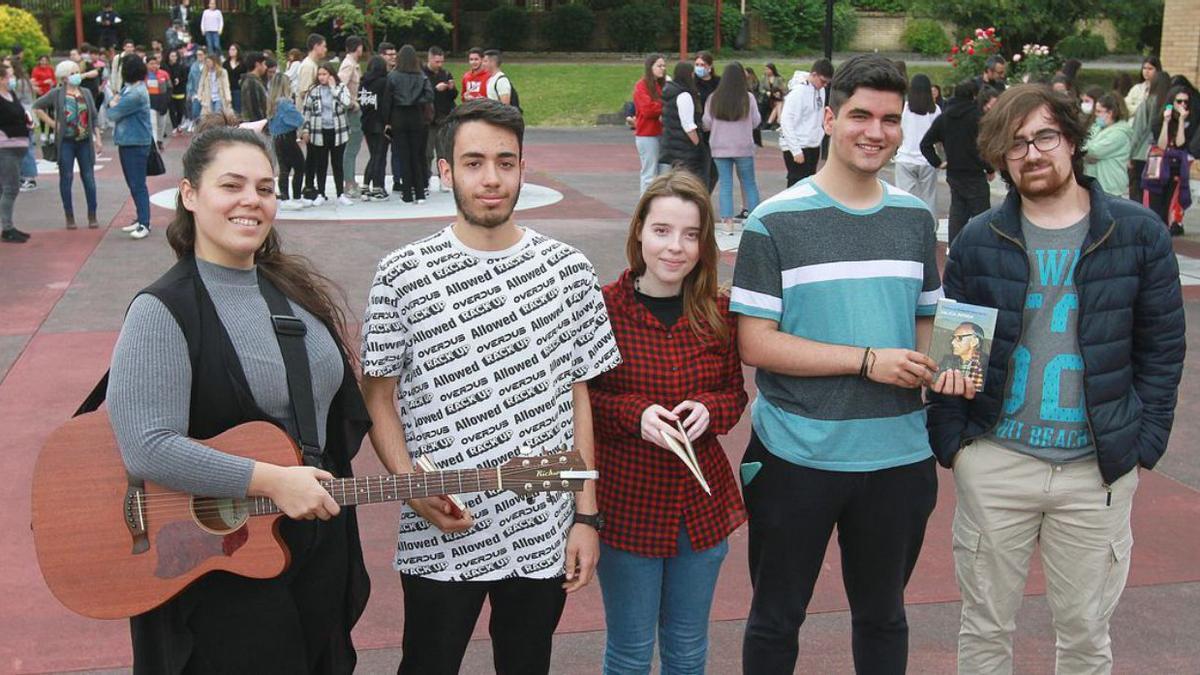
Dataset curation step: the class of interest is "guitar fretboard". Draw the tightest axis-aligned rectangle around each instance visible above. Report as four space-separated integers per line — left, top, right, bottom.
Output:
248 469 505 516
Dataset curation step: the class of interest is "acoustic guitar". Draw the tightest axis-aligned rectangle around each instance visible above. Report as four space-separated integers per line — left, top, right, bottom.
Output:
31 411 595 620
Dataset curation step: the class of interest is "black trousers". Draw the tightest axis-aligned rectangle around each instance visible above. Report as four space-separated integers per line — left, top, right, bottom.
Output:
783 146 820 187
397 574 567 675
274 131 305 200
946 172 991 245
168 97 186 129
391 122 428 202
363 130 389 191
1129 159 1146 201
740 432 937 675
305 129 345 200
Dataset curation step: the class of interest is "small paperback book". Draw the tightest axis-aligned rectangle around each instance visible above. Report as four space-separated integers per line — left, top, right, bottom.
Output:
660 421 712 495
928 298 998 390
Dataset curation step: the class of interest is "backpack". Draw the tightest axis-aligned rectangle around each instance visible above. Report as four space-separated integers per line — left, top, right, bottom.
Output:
497 75 521 113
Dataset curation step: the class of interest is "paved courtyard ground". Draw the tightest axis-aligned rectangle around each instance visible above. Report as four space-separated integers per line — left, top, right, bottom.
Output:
1 127 1198 674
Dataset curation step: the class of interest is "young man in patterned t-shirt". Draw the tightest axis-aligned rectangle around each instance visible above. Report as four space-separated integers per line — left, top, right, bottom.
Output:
361 98 620 675
731 55 973 673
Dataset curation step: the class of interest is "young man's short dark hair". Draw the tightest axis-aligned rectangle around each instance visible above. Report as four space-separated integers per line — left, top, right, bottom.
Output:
811 58 834 79
80 43 96 53
428 45 445 58
123 39 135 49
483 49 502 65
245 51 266 71
344 35 363 54
467 46 484 58
977 83 1089 187
264 57 278 69
953 78 979 101
306 33 326 51
121 55 148 84
827 54 906 113
437 98 524 168
985 55 1006 71
378 41 396 54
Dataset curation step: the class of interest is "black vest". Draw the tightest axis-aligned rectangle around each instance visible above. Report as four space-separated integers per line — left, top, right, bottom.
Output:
658 80 708 179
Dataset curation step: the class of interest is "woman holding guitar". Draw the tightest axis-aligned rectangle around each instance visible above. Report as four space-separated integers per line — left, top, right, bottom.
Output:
105 111 371 672
588 170 748 674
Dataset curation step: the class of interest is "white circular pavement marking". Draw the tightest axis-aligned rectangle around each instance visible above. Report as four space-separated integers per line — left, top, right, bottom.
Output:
149 175 564 221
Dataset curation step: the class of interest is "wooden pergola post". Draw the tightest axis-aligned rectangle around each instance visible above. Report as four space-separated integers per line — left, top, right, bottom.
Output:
452 0 460 53
74 0 85 47
714 0 722 52
679 0 688 63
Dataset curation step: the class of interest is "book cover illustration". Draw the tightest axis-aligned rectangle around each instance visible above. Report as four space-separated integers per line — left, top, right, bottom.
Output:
927 298 998 390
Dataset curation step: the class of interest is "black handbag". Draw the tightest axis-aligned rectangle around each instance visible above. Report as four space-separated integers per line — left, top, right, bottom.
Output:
146 144 165 176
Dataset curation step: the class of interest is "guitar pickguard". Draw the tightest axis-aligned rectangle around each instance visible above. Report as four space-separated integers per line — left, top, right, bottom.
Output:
154 522 249 578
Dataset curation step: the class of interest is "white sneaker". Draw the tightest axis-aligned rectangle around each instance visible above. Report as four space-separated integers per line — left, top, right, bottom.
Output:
336 194 355 206
121 220 140 232
129 224 150 239
416 198 426 205
279 199 303 210
311 195 326 207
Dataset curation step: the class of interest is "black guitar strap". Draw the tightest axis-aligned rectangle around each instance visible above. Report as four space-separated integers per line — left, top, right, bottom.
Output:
257 275 324 469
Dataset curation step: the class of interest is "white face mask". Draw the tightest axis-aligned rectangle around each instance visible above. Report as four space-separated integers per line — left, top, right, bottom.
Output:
1081 101 1094 114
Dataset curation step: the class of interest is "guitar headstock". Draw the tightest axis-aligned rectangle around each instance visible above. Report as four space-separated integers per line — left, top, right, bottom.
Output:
499 448 596 496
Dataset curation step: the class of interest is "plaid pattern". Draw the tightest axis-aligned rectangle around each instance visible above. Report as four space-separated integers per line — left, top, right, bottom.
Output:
302 84 352 147
590 270 748 557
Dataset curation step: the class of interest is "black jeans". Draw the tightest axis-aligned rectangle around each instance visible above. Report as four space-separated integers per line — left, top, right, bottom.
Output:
274 131 305 200
391 119 428 202
397 574 567 675
169 97 186 129
304 129 345 200
783 146 820 187
740 432 937 675
1129 159 1146 201
363 130 389 191
946 172 991 245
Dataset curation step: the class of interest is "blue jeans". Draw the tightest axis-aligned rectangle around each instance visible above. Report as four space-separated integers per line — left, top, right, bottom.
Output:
205 31 221 54
597 528 729 675
58 138 98 218
21 135 37 180
231 89 242 114
118 144 151 226
714 155 759 219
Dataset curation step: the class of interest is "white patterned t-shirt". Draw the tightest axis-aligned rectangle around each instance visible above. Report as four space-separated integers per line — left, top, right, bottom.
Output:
362 226 621 581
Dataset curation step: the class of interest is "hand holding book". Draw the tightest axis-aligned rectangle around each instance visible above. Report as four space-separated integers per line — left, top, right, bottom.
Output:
642 403 713 495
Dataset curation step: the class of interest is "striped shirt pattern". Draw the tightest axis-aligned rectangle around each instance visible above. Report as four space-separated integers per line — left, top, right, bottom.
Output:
731 178 944 471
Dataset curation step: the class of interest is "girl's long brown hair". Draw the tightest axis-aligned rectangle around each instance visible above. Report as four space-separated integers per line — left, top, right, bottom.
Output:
642 53 664 102
166 112 353 353
624 170 728 344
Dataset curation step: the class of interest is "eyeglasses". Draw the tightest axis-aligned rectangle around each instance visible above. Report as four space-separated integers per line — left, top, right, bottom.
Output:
951 334 977 343
1005 130 1062 160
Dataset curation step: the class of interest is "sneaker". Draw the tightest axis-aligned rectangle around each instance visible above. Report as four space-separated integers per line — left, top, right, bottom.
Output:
311 195 327 207
129 224 150 239
2 228 29 242
370 189 390 202
121 220 140 232
346 186 361 199
416 198 426 205
279 199 304 210
736 209 749 220
336 194 355 206
1170 223 1185 237
19 179 37 192
300 198 315 208
360 190 372 202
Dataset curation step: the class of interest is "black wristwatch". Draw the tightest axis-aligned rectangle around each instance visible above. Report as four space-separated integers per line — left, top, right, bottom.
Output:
573 512 604 531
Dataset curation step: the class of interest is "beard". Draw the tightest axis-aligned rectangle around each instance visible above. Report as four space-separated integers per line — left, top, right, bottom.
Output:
450 172 522 229
1014 159 1074 199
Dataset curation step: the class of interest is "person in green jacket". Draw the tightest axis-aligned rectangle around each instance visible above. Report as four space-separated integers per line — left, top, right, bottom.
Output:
1084 93 1135 197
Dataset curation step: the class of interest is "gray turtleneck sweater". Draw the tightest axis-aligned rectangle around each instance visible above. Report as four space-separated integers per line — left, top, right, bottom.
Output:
107 258 344 498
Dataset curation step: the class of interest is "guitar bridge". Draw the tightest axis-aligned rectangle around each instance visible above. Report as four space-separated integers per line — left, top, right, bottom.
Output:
123 485 150 554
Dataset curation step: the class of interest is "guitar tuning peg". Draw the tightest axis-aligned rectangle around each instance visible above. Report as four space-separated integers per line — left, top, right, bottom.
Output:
519 445 534 456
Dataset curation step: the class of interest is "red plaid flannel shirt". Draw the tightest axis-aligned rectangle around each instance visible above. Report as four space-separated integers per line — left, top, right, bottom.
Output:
589 270 749 557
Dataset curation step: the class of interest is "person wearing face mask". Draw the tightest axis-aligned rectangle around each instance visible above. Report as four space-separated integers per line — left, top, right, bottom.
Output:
589 170 747 675
32 60 102 229
692 51 720 110
1079 85 1104 138
0 63 32 242
1083 93 1134 197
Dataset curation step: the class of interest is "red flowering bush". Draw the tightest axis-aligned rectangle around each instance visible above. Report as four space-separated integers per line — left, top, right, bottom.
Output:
946 26 1002 81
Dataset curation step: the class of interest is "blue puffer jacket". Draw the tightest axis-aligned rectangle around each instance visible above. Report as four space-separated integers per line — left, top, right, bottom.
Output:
927 180 1185 484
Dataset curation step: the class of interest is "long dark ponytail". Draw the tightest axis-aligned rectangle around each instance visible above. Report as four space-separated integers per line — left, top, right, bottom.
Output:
166 112 353 352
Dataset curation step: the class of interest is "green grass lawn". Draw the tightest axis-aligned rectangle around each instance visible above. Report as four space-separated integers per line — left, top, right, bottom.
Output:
445 61 1139 127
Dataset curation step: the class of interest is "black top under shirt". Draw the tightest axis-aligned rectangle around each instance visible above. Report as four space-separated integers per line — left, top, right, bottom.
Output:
0 93 29 138
635 289 684 329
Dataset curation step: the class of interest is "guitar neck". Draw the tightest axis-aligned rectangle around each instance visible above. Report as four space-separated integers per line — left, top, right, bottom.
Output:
247 468 505 516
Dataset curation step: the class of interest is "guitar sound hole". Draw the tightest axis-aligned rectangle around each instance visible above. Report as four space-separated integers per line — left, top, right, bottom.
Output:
191 497 250 534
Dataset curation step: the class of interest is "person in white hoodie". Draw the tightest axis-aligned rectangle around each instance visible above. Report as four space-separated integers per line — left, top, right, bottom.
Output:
777 59 833 187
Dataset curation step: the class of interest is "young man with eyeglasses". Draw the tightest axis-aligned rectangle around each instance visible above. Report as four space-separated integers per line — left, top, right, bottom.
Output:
927 84 1185 673
732 55 968 674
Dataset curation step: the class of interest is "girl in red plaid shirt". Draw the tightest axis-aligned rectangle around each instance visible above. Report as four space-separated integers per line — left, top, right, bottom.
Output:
590 170 748 674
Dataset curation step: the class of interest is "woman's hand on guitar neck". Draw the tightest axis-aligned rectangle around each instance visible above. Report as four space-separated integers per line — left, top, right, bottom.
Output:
407 495 474 533
249 463 340 520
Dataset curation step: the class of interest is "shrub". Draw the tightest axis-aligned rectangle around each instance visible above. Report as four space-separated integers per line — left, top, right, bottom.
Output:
832 1 856 50
672 3 742 52
543 3 595 51
607 2 670 53
483 5 529 50
850 0 907 13
462 0 500 11
903 18 949 56
1056 31 1107 60
751 0 853 53
585 0 629 9
0 7 50 68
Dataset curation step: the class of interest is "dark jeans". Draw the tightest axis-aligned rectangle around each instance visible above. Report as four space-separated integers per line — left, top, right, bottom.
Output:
364 130 389 191
304 130 345 199
231 88 242 114
0 146 23 231
783 147 820 187
169 97 186 129
1129 159 1146 201
118 144 151 226
946 172 991 245
58 138 98 218
740 432 937 675
274 131 304 200
391 121 428 202
397 574 567 675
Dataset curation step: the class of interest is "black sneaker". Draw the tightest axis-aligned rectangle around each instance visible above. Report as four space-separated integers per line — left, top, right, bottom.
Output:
1170 223 1185 237
2 228 30 242
736 209 750 220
